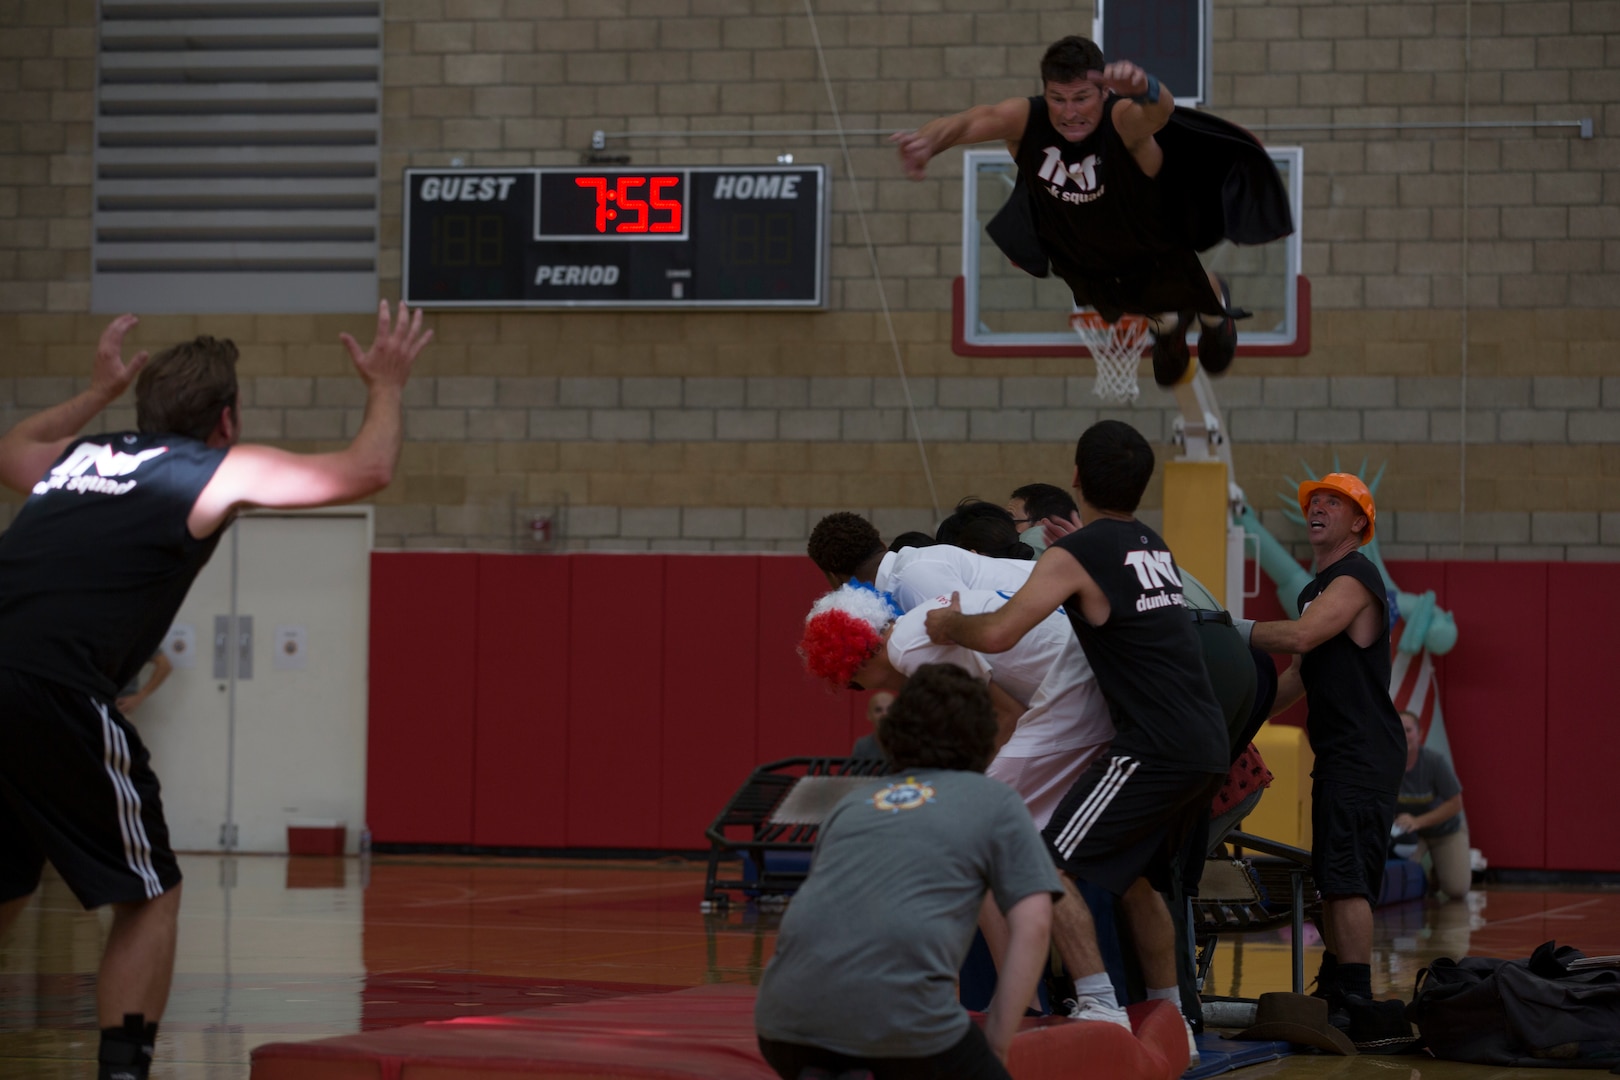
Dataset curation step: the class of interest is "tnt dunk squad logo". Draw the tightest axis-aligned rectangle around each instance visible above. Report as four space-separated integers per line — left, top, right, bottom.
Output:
33 439 167 497
871 776 937 814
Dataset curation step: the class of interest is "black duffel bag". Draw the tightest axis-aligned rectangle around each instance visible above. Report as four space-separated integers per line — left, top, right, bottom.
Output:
1407 941 1620 1068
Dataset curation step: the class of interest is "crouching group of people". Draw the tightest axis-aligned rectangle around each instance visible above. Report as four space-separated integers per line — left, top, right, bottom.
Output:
752 420 1426 1079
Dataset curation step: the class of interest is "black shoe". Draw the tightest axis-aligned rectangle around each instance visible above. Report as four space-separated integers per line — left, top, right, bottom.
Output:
1197 277 1238 375
1341 994 1420 1054
1151 312 1193 387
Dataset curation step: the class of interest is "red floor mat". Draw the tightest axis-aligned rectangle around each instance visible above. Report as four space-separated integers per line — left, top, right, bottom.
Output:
251 984 1187 1080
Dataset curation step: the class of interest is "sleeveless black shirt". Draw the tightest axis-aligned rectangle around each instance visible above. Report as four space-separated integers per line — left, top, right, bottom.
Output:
1051 519 1228 772
0 432 228 699
1296 551 1406 793
1013 96 1218 318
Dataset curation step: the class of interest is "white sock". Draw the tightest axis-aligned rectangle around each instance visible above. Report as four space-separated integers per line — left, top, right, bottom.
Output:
1072 972 1116 1006
1147 986 1183 1014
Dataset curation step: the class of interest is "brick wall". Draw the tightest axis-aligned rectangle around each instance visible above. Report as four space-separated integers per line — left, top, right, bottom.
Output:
1 0 1617 558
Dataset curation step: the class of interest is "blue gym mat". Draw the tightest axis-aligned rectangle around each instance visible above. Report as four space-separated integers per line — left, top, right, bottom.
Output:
1186 1035 1295 1079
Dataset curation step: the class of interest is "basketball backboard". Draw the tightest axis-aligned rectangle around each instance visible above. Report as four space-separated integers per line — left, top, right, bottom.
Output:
955 146 1307 358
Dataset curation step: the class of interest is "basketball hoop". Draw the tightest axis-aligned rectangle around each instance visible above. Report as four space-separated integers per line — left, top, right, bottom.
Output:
1069 311 1152 404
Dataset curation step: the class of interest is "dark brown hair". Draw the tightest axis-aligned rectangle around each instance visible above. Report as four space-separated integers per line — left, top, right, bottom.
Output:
136 336 240 441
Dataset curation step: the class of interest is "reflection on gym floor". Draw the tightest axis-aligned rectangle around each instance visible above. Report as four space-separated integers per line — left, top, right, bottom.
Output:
2 854 1616 1079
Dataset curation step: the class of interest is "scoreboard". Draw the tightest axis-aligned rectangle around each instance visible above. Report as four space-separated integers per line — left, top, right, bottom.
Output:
402 165 828 309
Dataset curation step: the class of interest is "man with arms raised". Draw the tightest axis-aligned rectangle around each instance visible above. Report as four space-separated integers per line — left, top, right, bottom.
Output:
1235 475 1416 1052
926 420 1227 1052
0 302 431 1080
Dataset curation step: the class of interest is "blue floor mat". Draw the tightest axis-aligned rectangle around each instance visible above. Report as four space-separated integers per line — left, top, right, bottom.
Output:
1185 1035 1294 1079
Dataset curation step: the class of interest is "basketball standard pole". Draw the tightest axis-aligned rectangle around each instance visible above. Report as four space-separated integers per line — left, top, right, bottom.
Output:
1161 364 1249 616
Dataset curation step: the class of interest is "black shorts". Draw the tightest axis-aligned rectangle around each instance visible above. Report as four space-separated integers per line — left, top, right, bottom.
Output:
1041 754 1225 896
0 669 181 908
1310 777 1397 903
759 1022 1011 1080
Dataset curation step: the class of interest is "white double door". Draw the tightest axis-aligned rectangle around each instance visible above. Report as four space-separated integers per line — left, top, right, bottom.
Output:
137 510 371 854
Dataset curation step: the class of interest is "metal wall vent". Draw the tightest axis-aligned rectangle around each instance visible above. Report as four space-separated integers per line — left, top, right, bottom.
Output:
92 0 381 313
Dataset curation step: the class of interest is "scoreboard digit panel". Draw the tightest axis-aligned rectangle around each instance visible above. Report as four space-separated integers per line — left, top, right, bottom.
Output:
403 165 827 309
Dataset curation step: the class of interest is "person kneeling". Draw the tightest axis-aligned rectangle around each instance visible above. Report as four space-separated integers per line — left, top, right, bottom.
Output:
754 664 1063 1079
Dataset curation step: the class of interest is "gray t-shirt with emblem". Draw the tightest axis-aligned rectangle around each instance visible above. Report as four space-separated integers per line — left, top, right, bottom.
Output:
754 769 1063 1058
1397 747 1464 839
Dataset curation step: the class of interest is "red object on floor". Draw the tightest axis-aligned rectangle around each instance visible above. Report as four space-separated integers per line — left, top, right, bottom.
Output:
250 985 1187 1080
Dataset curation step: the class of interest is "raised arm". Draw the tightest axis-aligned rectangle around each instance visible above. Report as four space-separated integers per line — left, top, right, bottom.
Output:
0 314 149 493
186 300 432 538
892 97 1031 181
1094 61 1174 176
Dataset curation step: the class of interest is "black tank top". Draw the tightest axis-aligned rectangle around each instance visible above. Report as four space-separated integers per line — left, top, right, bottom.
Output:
0 432 228 698
1297 552 1406 793
1013 95 1182 279
1051 519 1228 772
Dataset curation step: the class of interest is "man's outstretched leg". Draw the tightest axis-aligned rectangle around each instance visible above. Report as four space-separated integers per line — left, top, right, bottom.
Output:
97 884 181 1080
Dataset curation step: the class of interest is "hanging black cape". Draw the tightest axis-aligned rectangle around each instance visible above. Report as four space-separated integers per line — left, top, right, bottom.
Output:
986 104 1294 281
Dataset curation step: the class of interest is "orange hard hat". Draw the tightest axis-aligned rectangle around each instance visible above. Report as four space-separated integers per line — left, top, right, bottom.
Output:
1297 473 1376 545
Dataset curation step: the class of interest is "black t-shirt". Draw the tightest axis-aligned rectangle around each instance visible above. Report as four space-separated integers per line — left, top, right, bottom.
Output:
1296 551 1405 793
1050 519 1227 772
0 432 228 699
1013 96 1216 318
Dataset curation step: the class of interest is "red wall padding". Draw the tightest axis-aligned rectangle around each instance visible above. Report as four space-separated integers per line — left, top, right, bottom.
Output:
1544 563 1620 872
367 553 480 845
659 556 761 849
1442 562 1548 870
565 555 666 848
473 555 572 848
366 553 1615 869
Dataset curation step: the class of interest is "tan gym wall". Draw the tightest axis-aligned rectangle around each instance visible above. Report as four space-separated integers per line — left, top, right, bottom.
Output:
2 0 1617 559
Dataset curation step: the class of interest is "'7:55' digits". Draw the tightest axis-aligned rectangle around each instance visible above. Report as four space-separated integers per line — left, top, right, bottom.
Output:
574 175 683 234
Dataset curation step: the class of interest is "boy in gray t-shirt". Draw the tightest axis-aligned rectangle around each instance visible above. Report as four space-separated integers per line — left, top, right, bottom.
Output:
755 664 1063 1079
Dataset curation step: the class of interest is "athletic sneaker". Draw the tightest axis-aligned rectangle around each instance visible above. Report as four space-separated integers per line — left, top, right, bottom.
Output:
1065 997 1134 1032
1183 1017 1203 1067
1341 994 1420 1054
1197 278 1238 375
1150 312 1193 387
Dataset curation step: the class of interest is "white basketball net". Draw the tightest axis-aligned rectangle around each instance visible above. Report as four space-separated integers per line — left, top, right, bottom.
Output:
1069 312 1152 404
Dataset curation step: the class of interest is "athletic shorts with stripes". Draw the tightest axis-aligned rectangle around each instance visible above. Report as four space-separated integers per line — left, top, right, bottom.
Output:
0 669 182 908
1040 753 1225 896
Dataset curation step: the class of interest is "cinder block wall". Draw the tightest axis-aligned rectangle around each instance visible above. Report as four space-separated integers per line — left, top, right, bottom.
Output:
2 0 1617 559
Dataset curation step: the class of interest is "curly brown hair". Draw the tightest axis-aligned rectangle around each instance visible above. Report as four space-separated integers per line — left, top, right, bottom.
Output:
878 663 997 773
807 512 885 578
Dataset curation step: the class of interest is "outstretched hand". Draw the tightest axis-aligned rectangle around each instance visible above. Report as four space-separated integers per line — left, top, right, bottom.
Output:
90 314 150 401
1089 61 1152 101
923 591 964 644
890 129 936 181
340 300 433 391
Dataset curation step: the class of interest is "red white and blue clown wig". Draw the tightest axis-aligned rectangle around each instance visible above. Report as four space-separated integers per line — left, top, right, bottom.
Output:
799 582 902 688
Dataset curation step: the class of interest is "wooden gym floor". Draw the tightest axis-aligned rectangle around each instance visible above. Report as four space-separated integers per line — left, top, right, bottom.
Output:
1 853 1617 1079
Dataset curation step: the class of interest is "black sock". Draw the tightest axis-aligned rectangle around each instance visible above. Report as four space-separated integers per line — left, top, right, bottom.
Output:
1338 963 1373 999
98 1013 156 1080
1314 951 1339 992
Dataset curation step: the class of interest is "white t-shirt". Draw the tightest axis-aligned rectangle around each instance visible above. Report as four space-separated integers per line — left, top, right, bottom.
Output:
874 545 1036 612
884 590 1112 760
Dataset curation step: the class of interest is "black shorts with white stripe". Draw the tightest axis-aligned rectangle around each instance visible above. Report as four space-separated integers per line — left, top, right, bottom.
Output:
1040 754 1224 896
0 669 181 908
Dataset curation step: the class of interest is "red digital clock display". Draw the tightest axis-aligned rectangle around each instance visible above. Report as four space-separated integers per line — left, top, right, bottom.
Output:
537 171 689 240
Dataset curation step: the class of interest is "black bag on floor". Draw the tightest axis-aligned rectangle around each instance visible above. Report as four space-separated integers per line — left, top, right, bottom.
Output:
1407 941 1620 1068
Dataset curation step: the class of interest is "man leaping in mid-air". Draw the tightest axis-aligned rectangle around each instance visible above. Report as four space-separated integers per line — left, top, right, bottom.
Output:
894 35 1292 387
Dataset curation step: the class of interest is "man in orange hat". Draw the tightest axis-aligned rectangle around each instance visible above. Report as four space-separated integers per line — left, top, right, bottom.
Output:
1234 474 1414 1053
